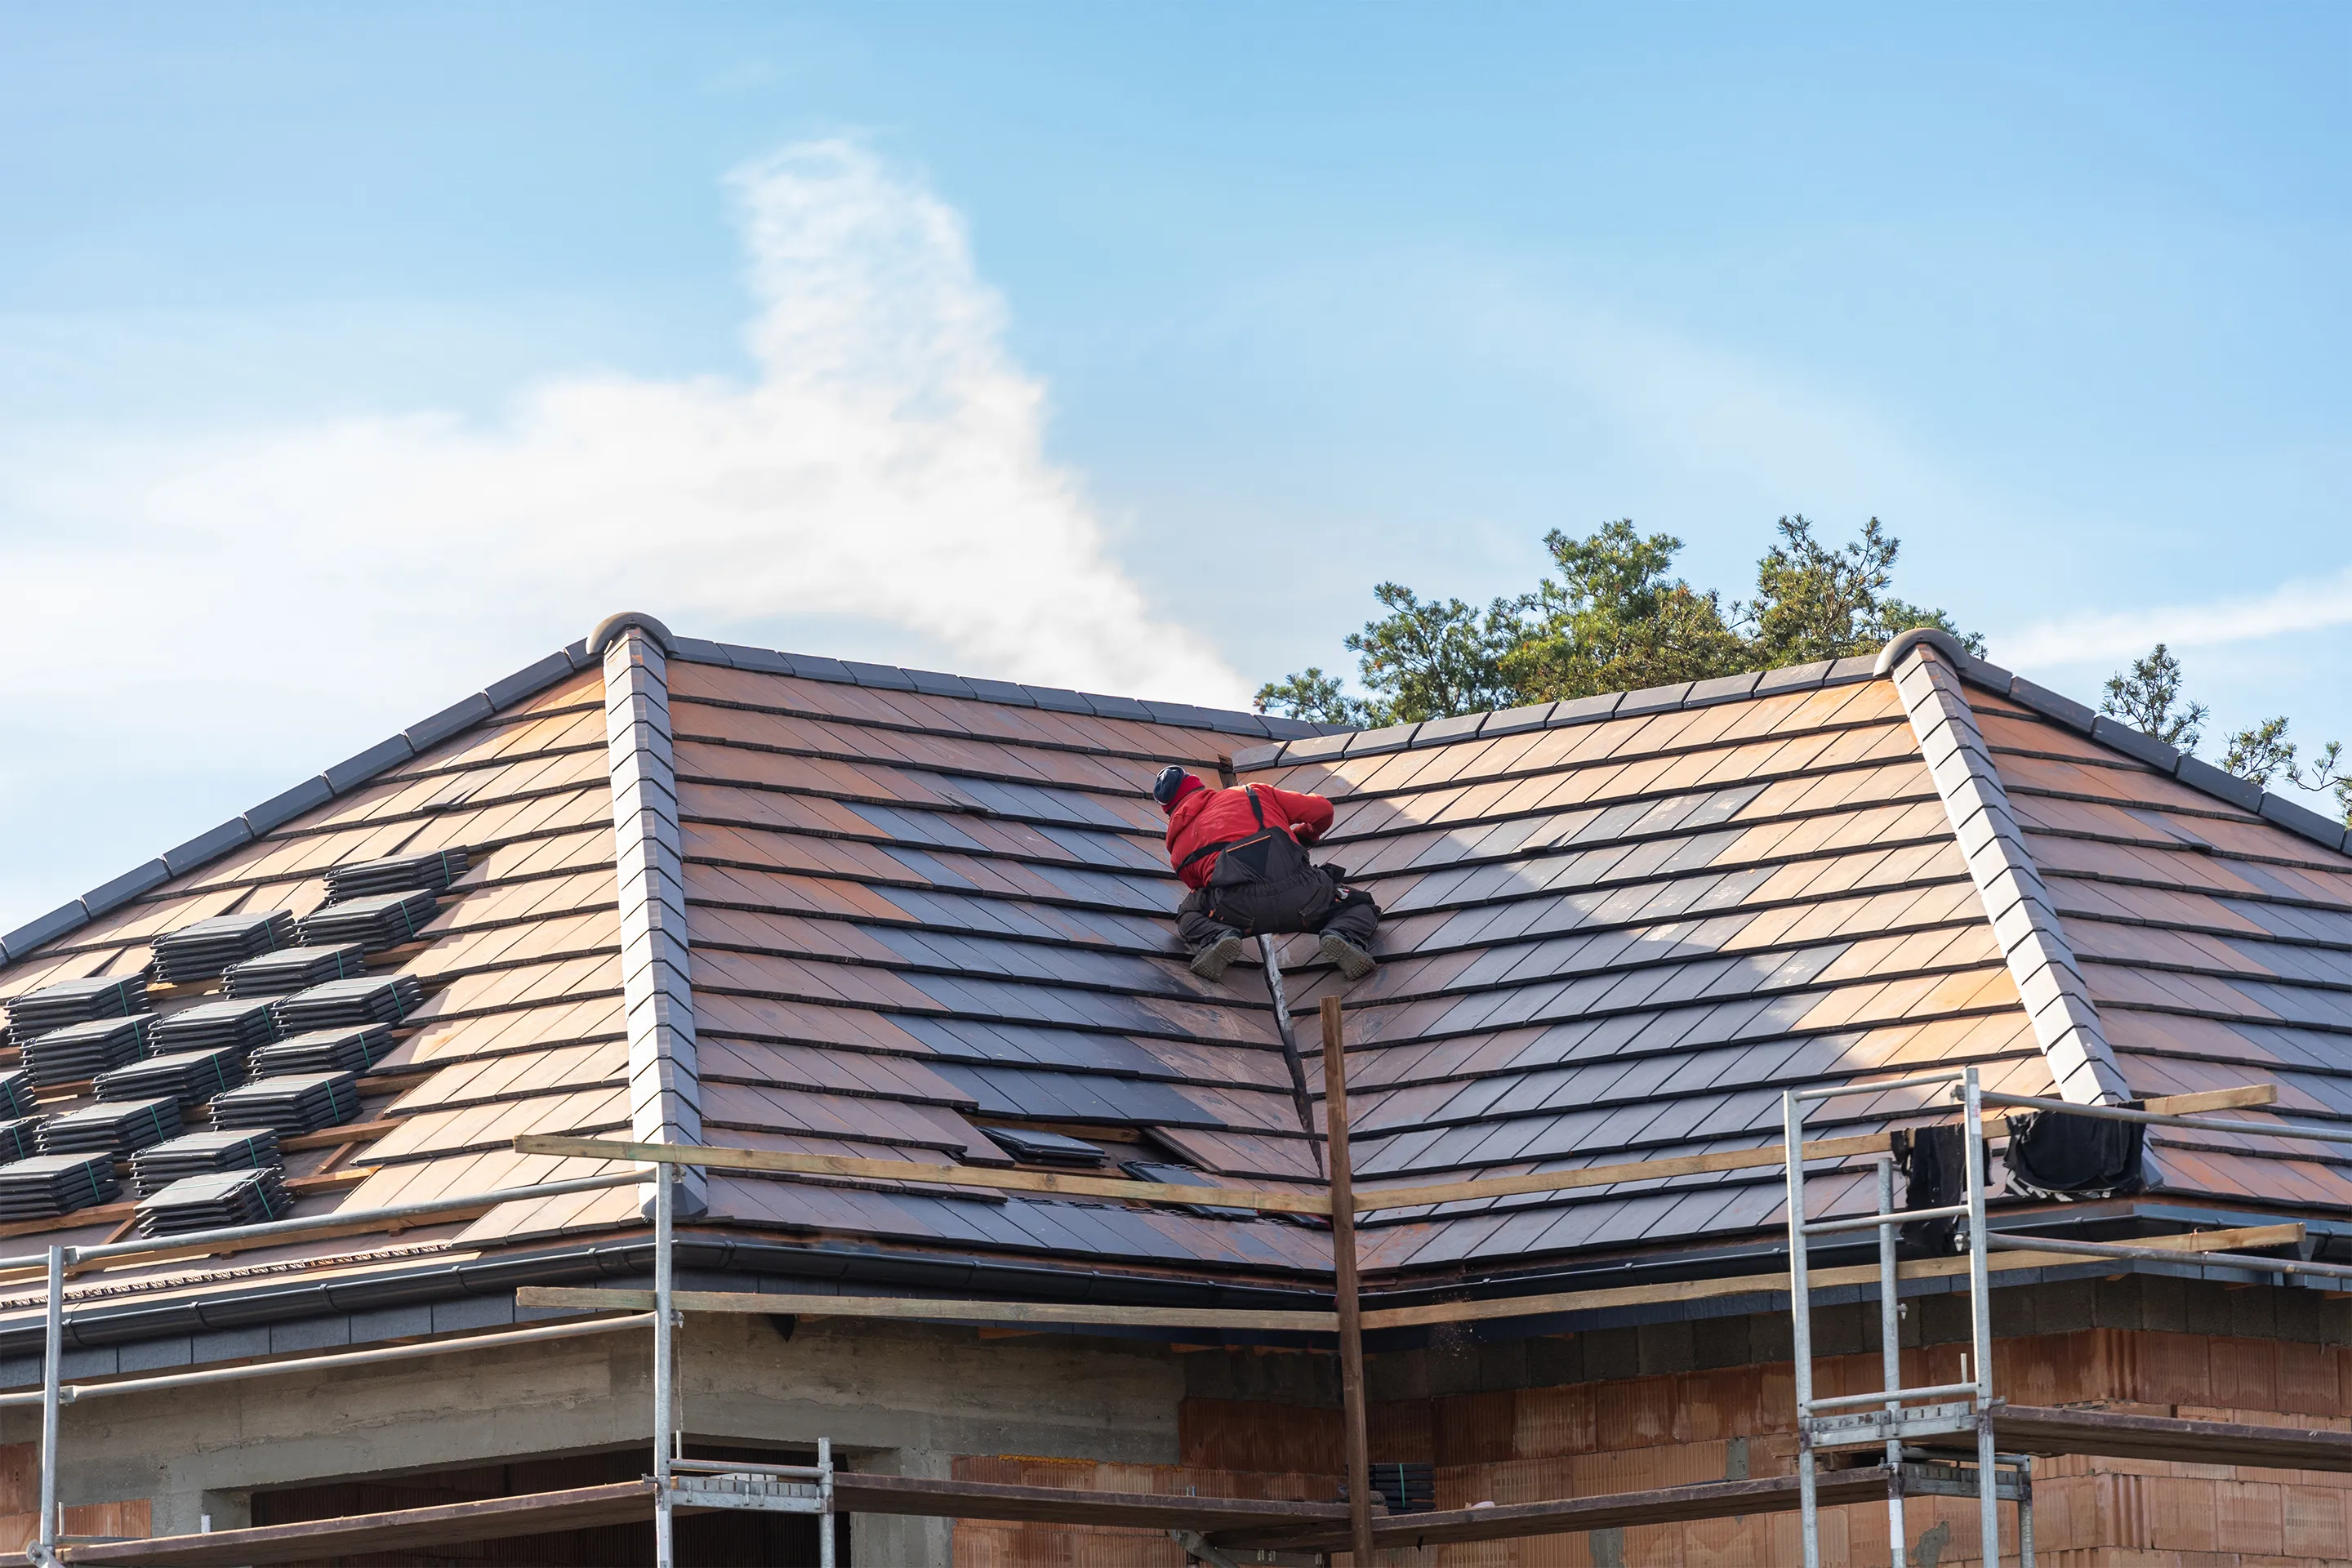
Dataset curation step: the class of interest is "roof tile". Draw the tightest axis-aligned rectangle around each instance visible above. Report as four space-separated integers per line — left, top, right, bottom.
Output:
782 652 857 683
904 669 978 700
1617 682 1695 716
1080 692 1155 722
1021 685 1094 715
243 776 334 835
0 901 89 959
1230 742 1287 771
1753 660 1834 696
324 735 416 795
161 819 254 875
960 678 1036 708
713 644 793 675
80 859 169 918
1549 693 1623 727
2087 716 2179 773
841 660 919 691
1346 723 1421 757
2174 755 2262 813
485 652 581 712
2256 791 2350 853
2007 677 2096 733
1482 702 1557 737
405 694 497 752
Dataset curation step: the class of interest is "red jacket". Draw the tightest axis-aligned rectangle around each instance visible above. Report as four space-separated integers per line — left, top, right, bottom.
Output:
1164 782 1336 891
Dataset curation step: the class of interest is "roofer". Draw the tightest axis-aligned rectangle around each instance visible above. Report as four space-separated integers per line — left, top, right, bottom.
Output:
1152 766 1379 983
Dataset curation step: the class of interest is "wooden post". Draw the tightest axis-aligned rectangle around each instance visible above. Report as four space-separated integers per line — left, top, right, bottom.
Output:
1322 995 1376 1566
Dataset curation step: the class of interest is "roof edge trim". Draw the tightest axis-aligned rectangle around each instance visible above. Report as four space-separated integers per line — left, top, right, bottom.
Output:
0 640 598 969
1888 639 2132 1107
589 611 678 657
602 627 708 1217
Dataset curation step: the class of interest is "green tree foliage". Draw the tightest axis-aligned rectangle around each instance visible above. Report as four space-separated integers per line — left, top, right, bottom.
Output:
1255 514 1976 725
2098 644 2207 753
2101 645 2352 825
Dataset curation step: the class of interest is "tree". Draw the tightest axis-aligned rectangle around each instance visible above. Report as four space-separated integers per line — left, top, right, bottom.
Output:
2099 644 2207 753
2100 646 2351 825
1495 521 1747 702
1743 516 1981 665
1257 514 1978 724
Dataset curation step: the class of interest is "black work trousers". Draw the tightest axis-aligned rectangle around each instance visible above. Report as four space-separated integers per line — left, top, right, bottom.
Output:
1177 883 1379 955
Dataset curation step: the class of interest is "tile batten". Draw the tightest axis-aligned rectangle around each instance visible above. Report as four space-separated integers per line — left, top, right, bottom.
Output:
602 627 706 1214
1888 641 2132 1107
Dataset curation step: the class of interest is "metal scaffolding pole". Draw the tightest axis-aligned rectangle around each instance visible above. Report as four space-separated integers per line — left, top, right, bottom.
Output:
1962 1068 1998 1566
1877 1158 1908 1568
653 1161 677 1568
37 1242 65 1563
1783 1091 1820 1568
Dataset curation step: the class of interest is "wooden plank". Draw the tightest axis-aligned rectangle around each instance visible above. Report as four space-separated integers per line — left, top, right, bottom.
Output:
524 1225 2297 1337
519 1285 1339 1333
1993 1403 2352 1472
49 1481 657 1566
1356 1223 2304 1331
1321 996 1374 1566
829 1472 1349 1530
1352 1134 1893 1211
2140 1084 2278 1116
281 1119 400 1152
511 1133 1333 1215
1214 1467 1895 1552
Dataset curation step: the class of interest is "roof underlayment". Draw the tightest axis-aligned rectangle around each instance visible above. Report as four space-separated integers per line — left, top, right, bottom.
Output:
4 619 2352 1347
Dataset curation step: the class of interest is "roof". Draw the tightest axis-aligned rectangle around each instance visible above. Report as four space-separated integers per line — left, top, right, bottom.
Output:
3 620 2350 1347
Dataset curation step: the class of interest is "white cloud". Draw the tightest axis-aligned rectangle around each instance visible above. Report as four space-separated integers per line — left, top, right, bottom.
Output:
2000 564 2352 669
0 138 1247 790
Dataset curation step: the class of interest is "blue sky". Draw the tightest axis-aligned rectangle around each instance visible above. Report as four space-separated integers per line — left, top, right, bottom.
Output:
2 3 2349 921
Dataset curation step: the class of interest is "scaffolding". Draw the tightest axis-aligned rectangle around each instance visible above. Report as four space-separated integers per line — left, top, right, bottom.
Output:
11 1164 837 1568
22 1048 2352 1564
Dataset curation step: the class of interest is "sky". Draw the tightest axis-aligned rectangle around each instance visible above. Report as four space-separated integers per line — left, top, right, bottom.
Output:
2 3 2349 922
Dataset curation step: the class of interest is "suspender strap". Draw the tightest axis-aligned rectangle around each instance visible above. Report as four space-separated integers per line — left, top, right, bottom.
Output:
1174 787 1272 871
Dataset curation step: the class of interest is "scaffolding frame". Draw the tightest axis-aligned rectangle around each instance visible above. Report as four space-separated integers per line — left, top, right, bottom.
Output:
17 1163 837 1568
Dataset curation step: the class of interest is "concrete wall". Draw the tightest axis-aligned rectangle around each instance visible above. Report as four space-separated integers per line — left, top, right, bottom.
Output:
4 1312 1183 1566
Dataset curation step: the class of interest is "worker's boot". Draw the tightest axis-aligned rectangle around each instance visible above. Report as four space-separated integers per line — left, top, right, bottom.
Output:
1319 932 1377 980
1188 933 1246 982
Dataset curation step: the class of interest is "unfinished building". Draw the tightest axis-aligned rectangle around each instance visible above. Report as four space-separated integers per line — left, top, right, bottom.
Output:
2 613 2351 1566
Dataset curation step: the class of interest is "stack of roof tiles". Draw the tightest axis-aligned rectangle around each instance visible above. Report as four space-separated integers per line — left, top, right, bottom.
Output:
222 944 368 998
19 1014 151 1086
149 911 296 985
0 1119 42 1164
271 976 422 1032
296 892 439 953
0 1154 118 1220
247 1025 392 1078
135 1168 293 1236
39 1097 182 1157
323 849 469 903
96 1047 243 1104
0 1072 33 1122
4 974 149 1038
149 999 280 1056
130 1129 283 1198
209 1071 361 1136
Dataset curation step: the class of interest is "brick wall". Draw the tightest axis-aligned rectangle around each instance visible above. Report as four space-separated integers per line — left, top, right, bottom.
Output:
955 1327 2352 1567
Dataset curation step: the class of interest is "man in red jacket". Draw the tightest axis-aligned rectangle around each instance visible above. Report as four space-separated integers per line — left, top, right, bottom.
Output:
1153 765 1379 982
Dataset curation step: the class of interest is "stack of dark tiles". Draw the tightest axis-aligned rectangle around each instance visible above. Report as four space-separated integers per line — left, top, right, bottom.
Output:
0 1155 118 1219
21 1015 153 1086
0 1118 42 1163
4 975 150 1038
96 1047 243 1105
149 911 296 985
0 1071 34 1121
323 848 468 903
135 1168 294 1236
39 1098 183 1158
222 943 368 998
273 976 423 1032
296 891 438 953
131 1129 283 1197
209 1071 361 1137
149 998 282 1057
248 1025 394 1078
